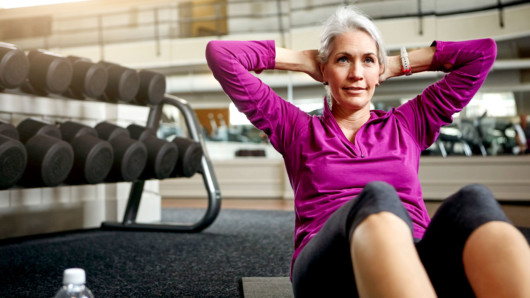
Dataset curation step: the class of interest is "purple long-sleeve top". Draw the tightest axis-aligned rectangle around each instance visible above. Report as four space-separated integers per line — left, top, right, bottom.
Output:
205 38 496 271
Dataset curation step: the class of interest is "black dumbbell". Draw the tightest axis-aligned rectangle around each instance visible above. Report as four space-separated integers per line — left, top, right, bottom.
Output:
94 121 147 182
63 56 108 100
0 42 30 90
22 49 73 96
16 118 74 187
135 70 166 106
127 124 178 180
0 122 27 189
59 121 114 184
98 62 139 104
170 137 203 178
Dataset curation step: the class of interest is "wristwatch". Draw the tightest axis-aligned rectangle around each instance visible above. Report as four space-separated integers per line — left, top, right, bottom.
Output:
400 46 412 76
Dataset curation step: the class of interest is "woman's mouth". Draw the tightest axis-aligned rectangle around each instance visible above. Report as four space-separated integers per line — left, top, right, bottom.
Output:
343 86 365 94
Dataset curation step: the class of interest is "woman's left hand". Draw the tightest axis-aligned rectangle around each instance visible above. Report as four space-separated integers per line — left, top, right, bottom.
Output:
378 55 400 84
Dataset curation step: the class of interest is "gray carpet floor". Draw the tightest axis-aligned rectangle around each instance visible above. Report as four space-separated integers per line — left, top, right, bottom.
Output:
1 208 529 297
0 208 295 297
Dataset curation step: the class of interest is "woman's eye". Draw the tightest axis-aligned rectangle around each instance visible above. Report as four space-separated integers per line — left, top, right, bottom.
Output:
364 57 375 63
337 56 348 63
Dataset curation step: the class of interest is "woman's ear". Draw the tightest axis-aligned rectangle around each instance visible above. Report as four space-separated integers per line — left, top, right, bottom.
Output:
378 60 389 84
379 63 385 76
320 63 327 83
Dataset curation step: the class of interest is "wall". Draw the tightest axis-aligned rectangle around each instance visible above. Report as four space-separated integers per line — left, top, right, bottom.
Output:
161 153 530 227
162 152 530 202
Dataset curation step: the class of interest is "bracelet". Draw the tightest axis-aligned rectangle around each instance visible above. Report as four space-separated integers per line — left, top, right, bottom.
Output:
400 46 412 76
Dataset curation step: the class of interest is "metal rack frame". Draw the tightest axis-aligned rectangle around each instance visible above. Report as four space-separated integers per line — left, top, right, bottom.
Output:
101 95 221 232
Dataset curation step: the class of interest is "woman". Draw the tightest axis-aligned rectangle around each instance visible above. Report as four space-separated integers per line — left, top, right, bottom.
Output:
206 6 530 297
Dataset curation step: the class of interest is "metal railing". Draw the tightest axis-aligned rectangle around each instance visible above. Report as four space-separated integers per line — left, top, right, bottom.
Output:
2 0 526 51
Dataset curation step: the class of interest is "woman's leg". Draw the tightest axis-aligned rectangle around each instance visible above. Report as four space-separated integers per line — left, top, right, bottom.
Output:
292 181 434 297
463 221 530 297
416 184 526 297
351 211 436 298
291 195 361 297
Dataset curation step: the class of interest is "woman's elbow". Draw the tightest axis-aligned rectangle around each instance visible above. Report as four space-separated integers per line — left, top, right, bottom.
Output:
205 40 220 63
481 38 497 69
205 40 231 74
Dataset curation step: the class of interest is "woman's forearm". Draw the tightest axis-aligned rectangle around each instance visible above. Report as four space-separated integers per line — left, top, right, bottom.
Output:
409 46 438 74
384 46 437 80
275 47 323 82
275 47 307 72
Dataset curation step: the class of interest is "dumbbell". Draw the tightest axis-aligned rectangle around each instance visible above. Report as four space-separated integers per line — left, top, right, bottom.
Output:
98 62 139 104
0 122 27 189
135 70 166 106
94 121 147 182
16 118 74 187
63 56 108 100
127 124 178 180
22 49 73 96
0 42 30 90
59 121 114 184
170 137 203 178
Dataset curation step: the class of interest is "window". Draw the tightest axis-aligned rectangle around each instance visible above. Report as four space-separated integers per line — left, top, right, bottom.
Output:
465 92 517 118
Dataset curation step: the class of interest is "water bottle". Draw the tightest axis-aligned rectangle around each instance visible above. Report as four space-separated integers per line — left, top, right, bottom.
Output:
54 268 94 298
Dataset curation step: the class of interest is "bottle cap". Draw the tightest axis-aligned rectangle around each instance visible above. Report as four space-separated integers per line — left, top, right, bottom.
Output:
63 268 86 285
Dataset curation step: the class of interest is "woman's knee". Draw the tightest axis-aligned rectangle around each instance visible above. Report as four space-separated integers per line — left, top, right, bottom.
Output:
362 181 396 197
453 183 496 205
354 211 412 238
429 184 510 242
356 181 405 212
444 184 506 218
348 181 413 240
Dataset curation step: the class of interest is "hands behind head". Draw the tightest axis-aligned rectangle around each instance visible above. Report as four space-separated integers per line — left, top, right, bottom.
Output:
303 49 324 83
378 46 447 84
305 48 451 86
378 55 399 85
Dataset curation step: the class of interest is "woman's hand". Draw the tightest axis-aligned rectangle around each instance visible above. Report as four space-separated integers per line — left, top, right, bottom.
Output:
275 48 323 83
301 50 324 83
379 55 400 84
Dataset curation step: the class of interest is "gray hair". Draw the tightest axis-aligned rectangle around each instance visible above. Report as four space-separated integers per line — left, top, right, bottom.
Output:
319 6 386 108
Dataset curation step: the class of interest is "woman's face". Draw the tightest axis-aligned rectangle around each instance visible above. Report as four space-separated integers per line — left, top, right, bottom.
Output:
321 29 382 113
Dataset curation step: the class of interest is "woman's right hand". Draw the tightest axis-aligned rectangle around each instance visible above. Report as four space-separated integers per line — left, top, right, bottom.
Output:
301 49 324 83
275 48 323 83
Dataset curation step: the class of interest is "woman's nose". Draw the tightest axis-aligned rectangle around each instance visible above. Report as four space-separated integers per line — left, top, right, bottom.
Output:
348 62 363 80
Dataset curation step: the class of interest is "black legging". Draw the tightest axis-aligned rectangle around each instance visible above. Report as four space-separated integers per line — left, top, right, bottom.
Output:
292 181 510 298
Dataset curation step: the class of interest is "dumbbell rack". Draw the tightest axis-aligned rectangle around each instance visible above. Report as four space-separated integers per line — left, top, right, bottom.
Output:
101 94 222 232
0 41 221 233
